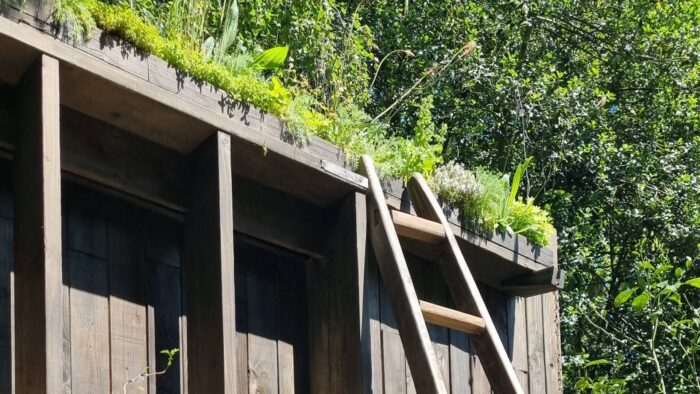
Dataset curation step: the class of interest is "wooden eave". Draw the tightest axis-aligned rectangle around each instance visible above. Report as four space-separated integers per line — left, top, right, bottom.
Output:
0 7 563 296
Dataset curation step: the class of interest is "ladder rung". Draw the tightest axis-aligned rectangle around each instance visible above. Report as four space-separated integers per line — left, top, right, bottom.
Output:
420 300 486 334
390 210 445 244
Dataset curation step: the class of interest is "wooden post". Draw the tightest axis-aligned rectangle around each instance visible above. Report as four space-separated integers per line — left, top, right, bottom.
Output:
324 192 368 393
184 131 236 393
13 54 63 393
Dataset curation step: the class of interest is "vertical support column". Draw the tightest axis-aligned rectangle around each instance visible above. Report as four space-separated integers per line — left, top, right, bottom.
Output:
14 54 63 393
324 192 368 393
184 131 236 393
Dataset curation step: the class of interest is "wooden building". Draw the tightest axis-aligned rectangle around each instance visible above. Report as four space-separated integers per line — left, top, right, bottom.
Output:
0 5 564 393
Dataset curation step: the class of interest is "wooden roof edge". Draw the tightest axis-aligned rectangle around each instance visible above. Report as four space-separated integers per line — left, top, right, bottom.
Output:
0 9 364 182
0 10 559 283
385 182 557 268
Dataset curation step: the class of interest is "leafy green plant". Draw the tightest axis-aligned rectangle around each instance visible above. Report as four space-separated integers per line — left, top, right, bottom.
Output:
49 0 445 182
251 46 289 71
53 0 95 40
122 348 179 394
578 238 700 393
202 0 238 64
430 159 554 246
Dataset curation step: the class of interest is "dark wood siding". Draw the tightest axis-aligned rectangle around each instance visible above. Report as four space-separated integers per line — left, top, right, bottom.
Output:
62 182 185 393
364 253 562 393
235 238 310 394
0 161 12 392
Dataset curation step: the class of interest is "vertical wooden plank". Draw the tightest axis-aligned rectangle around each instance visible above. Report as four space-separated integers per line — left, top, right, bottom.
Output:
14 54 63 394
424 264 450 392
68 251 111 393
235 247 249 394
470 351 490 394
360 157 446 394
449 330 470 394
509 296 529 393
0 165 12 393
276 255 309 394
110 205 148 394
0 216 12 392
306 258 330 394
379 280 407 394
325 192 367 393
184 131 236 393
61 201 71 394
407 175 522 394
364 249 384 394
148 260 183 392
246 256 278 394
543 292 562 394
544 235 562 394
526 296 546 393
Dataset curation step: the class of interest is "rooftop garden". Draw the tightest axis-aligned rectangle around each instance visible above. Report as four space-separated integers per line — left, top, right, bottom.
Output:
19 0 554 246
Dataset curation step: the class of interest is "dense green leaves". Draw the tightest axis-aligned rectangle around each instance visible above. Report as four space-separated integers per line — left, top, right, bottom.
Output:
45 0 700 391
251 46 288 71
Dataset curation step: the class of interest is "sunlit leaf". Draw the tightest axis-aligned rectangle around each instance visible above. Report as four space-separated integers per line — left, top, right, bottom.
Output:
614 288 636 307
584 359 613 367
252 46 289 71
684 278 700 288
631 292 651 311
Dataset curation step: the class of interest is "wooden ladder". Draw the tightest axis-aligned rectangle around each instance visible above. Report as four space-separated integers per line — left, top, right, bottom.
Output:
359 155 523 394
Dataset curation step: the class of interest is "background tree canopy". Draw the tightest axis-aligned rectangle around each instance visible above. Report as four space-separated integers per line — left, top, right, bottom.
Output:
52 0 700 391
238 1 700 391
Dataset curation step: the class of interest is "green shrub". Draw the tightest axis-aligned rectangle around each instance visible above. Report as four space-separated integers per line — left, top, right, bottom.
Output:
431 161 554 246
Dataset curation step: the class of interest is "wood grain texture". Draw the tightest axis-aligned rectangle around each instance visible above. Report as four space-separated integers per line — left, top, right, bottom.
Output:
449 329 471 394
13 54 63 394
359 156 447 394
68 251 111 394
420 301 485 335
510 296 530 393
325 192 367 393
363 248 384 394
0 164 13 393
184 131 236 393
406 173 523 394
543 292 562 394
391 210 446 244
525 296 545 394
246 261 279 394
307 256 330 394
109 205 148 394
234 176 324 259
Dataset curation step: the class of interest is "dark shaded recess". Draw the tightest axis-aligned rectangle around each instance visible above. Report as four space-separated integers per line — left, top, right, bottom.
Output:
62 180 184 392
235 236 310 393
0 158 13 391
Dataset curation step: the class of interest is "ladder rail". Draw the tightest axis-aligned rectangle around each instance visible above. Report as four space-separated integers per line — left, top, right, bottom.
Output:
407 173 524 394
359 156 448 394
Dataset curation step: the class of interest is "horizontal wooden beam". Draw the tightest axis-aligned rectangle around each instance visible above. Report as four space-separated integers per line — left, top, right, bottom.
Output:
390 210 445 244
500 266 566 297
419 301 485 335
233 176 325 259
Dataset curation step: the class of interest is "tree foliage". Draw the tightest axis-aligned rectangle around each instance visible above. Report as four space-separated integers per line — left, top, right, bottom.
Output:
43 0 700 391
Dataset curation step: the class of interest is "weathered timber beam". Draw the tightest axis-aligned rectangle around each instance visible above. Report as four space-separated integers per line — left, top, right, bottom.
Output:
407 174 524 394
14 54 63 393
233 176 325 259
321 192 367 393
500 266 566 297
359 157 448 394
183 131 236 393
390 209 445 244
60 108 187 212
419 300 486 334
